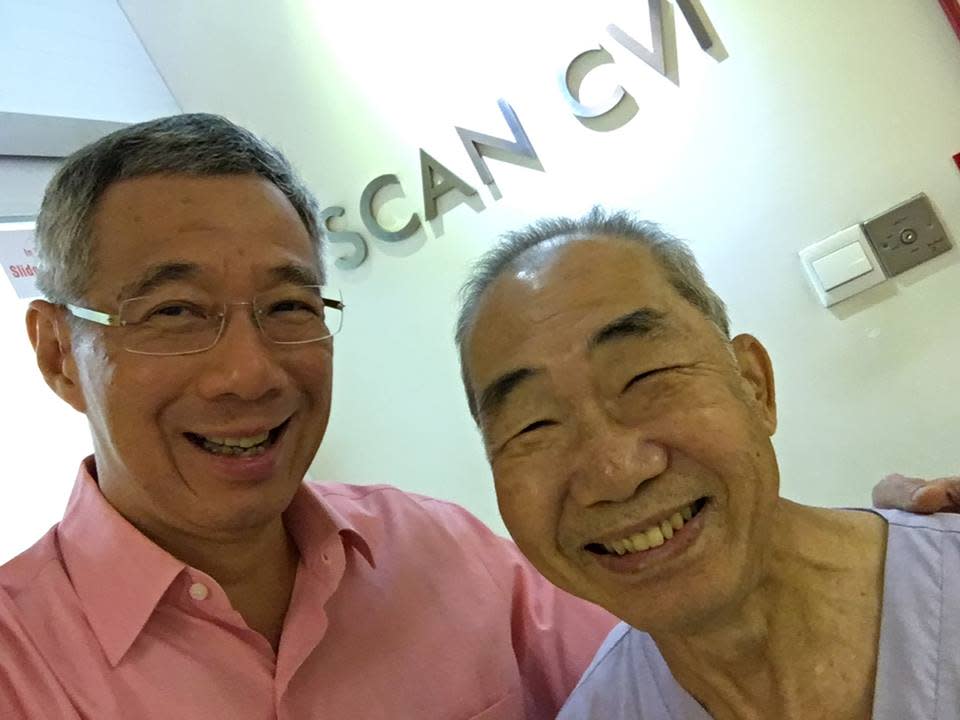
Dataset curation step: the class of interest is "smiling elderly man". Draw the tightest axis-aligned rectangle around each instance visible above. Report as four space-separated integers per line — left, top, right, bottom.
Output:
454 209 960 720
0 115 616 720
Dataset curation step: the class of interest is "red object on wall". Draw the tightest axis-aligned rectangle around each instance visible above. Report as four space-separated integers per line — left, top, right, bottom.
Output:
954 152 960 172
942 0 960 41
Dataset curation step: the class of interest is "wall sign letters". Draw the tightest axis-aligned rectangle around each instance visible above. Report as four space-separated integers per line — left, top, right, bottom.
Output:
321 0 725 270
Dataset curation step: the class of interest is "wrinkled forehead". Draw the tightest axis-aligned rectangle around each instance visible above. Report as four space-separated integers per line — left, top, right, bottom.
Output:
90 173 301 232
87 174 320 298
472 235 673 337
464 236 684 380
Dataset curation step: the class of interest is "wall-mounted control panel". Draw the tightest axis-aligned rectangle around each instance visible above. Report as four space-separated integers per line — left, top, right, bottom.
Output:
799 193 953 308
862 194 952 277
799 225 886 307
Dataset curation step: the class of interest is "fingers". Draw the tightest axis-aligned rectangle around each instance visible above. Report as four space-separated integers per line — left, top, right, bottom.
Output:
872 473 929 512
873 474 960 514
906 483 960 514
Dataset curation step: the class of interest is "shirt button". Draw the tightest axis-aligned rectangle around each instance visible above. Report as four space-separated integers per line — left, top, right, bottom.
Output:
189 582 209 601
320 552 330 563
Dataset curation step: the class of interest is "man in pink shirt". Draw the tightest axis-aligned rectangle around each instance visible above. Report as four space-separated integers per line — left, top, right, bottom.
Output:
0 114 615 719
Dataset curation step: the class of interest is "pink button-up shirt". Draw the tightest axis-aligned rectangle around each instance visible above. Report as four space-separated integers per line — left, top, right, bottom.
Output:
0 459 614 719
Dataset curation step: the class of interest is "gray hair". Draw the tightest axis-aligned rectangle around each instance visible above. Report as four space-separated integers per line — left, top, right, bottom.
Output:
455 206 731 419
35 113 322 303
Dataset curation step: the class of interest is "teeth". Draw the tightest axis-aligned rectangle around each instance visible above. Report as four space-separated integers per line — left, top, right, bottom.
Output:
646 526 665 547
600 503 700 556
204 432 270 448
197 431 272 457
200 439 269 457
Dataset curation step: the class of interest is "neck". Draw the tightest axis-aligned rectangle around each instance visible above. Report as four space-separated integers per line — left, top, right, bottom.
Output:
653 501 887 720
144 514 300 652
146 514 297 588
97 464 301 652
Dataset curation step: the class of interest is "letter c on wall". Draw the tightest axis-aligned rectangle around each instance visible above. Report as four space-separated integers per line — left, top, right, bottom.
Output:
319 206 368 270
558 46 632 120
360 174 422 243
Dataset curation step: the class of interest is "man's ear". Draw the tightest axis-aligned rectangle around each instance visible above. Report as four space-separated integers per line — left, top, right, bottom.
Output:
26 300 87 414
730 333 777 435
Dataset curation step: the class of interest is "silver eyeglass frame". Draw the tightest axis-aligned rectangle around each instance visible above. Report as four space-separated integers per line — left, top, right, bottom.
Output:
64 287 344 357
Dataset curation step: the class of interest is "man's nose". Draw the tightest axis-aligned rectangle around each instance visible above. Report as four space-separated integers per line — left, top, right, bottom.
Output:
195 307 287 401
568 422 669 507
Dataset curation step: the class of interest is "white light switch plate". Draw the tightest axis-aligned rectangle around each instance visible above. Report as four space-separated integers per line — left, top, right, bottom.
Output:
799 225 887 307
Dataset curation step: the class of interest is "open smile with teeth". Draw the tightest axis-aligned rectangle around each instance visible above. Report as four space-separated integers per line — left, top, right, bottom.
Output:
588 498 708 556
185 421 288 458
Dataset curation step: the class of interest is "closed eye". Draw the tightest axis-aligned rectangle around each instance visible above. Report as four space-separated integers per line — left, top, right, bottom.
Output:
517 419 557 436
622 366 677 393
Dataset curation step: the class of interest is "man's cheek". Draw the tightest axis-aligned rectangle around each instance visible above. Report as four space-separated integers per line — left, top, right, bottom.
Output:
510 503 554 554
498 491 535 538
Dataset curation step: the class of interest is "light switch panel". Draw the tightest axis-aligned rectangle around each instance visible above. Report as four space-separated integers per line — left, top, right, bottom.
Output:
799 225 886 307
811 242 872 291
862 194 953 276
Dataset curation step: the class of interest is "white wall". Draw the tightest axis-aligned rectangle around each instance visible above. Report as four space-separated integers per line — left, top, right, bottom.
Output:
0 280 93 562
8 0 958 556
0 158 60 216
1 165 96 564
0 0 178 121
0 0 180 562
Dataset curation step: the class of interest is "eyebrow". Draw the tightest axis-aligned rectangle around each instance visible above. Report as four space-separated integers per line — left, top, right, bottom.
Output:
589 307 668 349
118 262 200 302
476 367 540 421
269 263 322 287
475 308 670 421
117 262 322 303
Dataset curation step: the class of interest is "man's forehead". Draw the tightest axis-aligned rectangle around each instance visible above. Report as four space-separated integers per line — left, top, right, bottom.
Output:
467 237 680 385
85 174 319 300
93 173 293 226
481 235 669 323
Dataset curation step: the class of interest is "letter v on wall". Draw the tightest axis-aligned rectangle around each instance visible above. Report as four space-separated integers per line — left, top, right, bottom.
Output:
607 0 722 85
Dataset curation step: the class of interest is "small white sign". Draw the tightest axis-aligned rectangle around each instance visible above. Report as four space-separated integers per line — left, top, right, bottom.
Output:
0 222 40 299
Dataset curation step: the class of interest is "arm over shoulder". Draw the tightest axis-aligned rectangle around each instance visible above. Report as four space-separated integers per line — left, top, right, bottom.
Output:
418 498 617 720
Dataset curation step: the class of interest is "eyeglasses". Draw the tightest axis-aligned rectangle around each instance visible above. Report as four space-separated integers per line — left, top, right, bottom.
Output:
65 285 344 356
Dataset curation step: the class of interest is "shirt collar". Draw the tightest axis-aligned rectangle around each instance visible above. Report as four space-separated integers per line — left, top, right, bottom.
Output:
57 457 377 667
58 457 186 667
285 481 377 572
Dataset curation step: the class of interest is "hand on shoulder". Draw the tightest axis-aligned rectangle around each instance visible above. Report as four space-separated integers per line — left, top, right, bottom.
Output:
873 473 960 514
